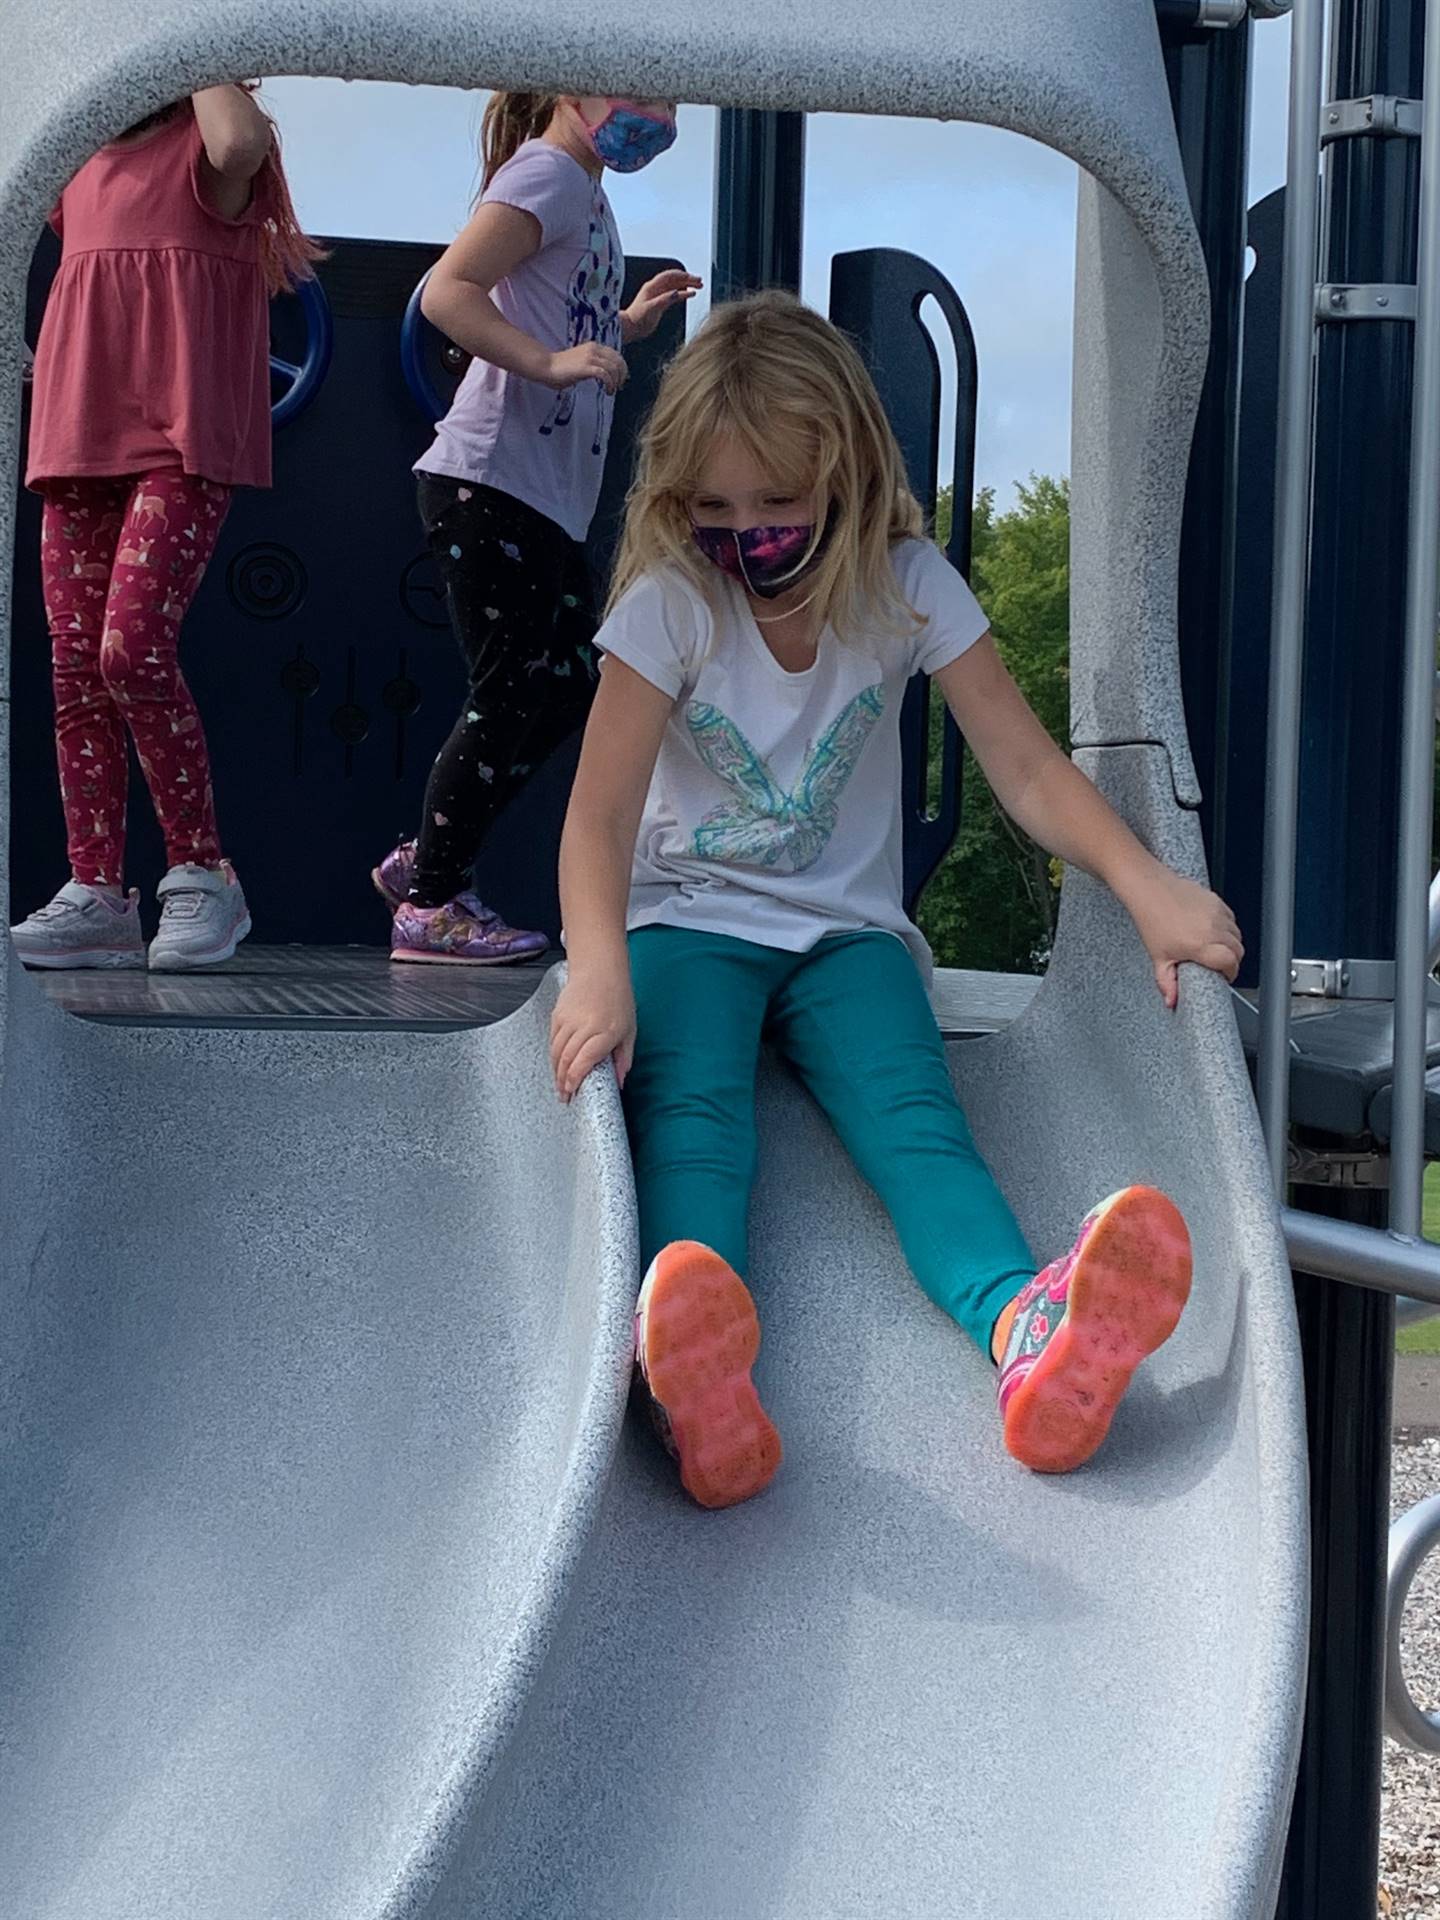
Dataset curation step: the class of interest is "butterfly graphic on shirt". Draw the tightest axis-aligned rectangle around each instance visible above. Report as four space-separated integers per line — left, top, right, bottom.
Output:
539 207 622 455
685 684 887 873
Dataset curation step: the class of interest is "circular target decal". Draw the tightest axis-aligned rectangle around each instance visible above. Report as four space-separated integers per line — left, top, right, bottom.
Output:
400 552 449 629
229 543 308 621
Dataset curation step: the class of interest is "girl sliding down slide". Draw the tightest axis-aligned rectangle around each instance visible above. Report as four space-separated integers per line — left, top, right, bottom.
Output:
550 293 1243 1508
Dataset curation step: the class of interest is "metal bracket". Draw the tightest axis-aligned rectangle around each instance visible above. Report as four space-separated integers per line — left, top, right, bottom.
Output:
1290 956 1396 998
1316 283 1418 322
1322 94 1422 142
1155 0 1250 28
1288 1143 1391 1189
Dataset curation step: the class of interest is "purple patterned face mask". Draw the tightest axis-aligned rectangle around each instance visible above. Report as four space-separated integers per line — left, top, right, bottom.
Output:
582 100 678 174
691 518 829 599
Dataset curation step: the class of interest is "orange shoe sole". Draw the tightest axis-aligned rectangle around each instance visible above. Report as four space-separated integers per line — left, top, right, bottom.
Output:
637 1242 782 1511
1002 1187 1192 1475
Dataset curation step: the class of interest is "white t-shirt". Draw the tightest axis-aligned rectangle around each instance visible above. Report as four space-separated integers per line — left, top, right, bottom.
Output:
596 538 990 976
415 140 624 542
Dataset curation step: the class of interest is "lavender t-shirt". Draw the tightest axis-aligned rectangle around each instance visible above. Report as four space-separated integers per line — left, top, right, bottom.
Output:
415 140 624 543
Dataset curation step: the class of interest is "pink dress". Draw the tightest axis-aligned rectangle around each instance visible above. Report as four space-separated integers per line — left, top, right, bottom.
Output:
26 107 273 492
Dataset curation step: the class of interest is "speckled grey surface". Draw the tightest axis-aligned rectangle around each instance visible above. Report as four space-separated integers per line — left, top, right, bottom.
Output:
0 1 1305 1915
426 755 1308 1920
0 967 638 1919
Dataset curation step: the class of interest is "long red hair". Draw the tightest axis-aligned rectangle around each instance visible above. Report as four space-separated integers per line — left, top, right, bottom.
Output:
238 86 327 295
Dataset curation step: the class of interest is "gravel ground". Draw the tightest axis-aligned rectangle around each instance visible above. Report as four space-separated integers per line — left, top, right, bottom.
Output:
1380 1434 1440 1919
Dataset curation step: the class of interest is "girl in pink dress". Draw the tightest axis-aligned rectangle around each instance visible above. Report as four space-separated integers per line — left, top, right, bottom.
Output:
13 86 321 971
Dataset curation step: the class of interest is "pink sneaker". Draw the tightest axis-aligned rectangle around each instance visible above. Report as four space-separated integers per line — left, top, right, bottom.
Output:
996 1186 1192 1474
390 893 548 966
635 1242 782 1510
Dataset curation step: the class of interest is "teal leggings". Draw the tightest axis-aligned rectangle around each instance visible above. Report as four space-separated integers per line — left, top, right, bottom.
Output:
623 926 1035 1355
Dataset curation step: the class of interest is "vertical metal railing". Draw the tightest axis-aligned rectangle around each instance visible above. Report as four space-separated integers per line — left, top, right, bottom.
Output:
1258 0 1327 1194
1391 0 1440 1238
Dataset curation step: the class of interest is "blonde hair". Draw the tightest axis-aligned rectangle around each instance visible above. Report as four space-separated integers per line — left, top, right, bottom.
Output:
480 92 560 190
610 291 925 641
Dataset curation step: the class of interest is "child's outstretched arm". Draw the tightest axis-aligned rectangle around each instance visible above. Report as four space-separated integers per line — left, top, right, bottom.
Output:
422 206 628 395
934 637 1243 1008
551 659 674 1100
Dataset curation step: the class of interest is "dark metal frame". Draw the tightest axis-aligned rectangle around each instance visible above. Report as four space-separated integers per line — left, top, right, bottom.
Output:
1164 4 1426 1913
713 111 805 299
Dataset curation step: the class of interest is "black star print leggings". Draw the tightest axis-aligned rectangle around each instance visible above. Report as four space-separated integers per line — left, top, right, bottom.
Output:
409 475 599 908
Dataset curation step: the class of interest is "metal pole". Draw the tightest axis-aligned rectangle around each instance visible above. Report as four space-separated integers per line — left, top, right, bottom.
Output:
1257 0 1326 1193
1283 1206 1440 1302
1277 9 1422 1908
712 112 805 303
1391 0 1440 1237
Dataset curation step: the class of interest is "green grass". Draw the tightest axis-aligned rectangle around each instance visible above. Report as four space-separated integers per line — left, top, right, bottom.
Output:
1397 1165 1440 1353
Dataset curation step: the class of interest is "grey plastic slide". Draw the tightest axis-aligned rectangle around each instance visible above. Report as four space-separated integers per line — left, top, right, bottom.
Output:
0 2 1309 1916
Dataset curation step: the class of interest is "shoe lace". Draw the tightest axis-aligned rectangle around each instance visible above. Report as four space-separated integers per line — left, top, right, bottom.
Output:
159 888 207 923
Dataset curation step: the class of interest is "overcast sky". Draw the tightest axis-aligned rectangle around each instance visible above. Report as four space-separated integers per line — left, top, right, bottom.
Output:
261 18 1292 505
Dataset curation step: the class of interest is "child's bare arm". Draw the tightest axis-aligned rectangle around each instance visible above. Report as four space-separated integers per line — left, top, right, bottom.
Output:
422 203 627 394
551 659 673 1099
191 87 272 219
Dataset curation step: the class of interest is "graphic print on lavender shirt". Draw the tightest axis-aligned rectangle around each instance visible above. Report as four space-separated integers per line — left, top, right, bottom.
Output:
541 203 624 455
685 684 886 872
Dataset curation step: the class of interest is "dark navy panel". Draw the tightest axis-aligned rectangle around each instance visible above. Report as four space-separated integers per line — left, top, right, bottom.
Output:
10 236 685 945
829 247 978 913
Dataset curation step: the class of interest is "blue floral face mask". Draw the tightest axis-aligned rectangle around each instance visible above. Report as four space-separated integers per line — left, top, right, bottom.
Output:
582 100 678 174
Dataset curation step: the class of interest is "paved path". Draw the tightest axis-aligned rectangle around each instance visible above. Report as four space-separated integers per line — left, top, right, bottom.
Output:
1395 1354 1440 1435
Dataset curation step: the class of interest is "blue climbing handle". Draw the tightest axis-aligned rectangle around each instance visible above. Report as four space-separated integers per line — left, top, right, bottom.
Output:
400 269 449 424
269 275 334 429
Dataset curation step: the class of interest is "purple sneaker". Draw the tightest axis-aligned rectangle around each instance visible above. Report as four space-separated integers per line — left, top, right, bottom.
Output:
371 839 417 912
390 892 549 966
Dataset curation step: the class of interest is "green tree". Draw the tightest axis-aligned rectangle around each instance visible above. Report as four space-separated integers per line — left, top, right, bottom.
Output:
919 475 1071 973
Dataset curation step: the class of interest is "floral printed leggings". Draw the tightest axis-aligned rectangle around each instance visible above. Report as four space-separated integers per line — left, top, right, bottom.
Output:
410 476 599 908
40 472 230 888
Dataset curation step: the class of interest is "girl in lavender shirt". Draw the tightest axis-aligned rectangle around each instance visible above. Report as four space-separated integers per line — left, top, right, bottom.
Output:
374 92 698 964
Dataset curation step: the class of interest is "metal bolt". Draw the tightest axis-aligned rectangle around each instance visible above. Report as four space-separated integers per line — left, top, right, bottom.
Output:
1331 290 1346 310
1378 294 1391 309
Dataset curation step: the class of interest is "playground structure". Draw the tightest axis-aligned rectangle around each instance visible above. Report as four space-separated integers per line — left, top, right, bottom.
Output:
0 0 1436 1915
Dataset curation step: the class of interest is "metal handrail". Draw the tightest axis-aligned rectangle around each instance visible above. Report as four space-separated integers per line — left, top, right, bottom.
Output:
1386 1495 1440 1754
1258 0 1327 1196
1283 1208 1440 1306
1389 0 1440 1240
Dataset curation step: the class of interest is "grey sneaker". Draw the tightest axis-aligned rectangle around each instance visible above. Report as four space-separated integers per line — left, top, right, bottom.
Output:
10 881 145 969
148 860 251 971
